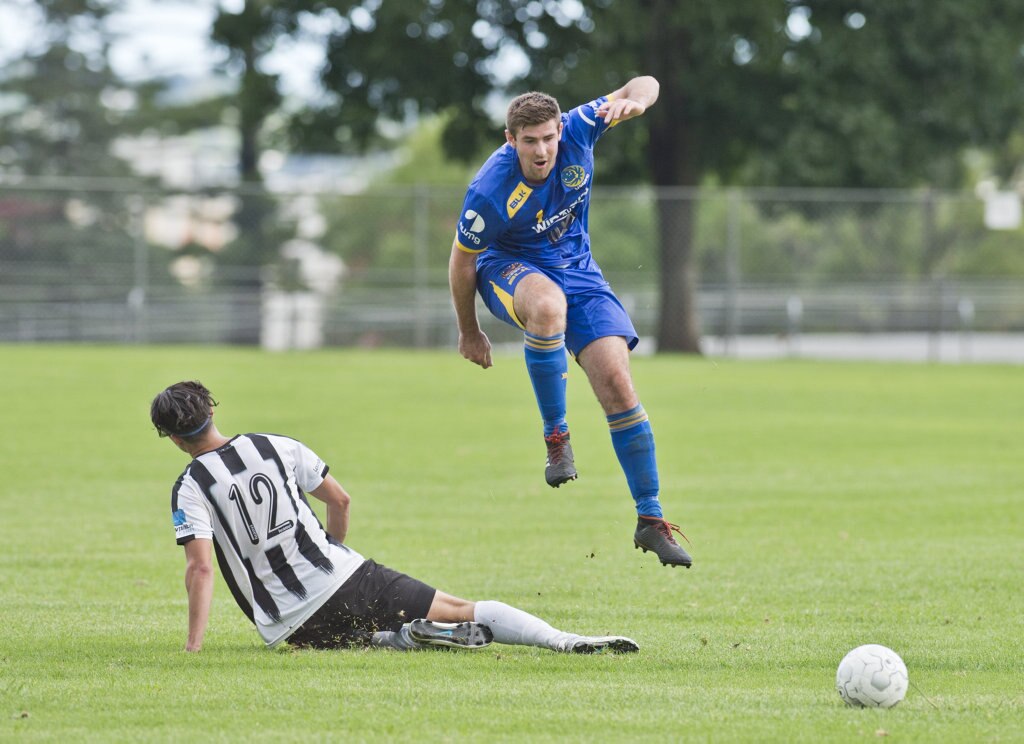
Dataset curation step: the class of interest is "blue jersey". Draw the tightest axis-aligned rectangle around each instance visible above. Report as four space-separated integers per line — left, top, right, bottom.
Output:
455 95 617 269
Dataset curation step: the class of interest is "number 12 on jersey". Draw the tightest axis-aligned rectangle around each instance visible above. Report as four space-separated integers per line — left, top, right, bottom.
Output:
227 473 295 545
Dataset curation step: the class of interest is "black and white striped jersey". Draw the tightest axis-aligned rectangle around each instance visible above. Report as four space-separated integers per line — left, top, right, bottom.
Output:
170 433 365 647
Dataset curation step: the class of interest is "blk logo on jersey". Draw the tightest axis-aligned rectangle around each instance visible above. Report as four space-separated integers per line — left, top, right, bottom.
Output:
458 209 486 245
560 165 588 189
506 182 533 218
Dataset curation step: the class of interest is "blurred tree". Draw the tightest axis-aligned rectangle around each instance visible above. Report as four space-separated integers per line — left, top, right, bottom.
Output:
209 1 290 182
0 0 133 178
760 0 1024 189
202 1 296 342
0 0 173 297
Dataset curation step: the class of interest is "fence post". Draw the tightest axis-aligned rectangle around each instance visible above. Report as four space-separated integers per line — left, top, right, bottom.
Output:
923 190 942 363
413 185 429 348
724 189 741 355
957 297 974 363
128 195 148 344
786 295 803 357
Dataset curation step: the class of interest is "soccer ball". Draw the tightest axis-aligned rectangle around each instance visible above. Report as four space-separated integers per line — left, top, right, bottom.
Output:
836 644 908 708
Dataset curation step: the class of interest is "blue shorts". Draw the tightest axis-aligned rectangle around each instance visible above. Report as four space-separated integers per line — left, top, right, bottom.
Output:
476 253 638 357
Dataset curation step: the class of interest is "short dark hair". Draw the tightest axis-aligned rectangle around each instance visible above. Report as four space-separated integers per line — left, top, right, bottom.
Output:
506 91 561 136
151 380 218 439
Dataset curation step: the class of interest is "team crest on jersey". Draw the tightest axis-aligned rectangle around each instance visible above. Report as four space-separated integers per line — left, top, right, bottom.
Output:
560 165 588 189
506 182 533 218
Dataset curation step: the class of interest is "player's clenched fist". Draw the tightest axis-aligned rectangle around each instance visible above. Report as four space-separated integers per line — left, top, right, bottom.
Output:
459 330 492 369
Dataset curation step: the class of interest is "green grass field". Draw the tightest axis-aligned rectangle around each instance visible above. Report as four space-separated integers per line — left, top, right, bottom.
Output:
1 345 1021 742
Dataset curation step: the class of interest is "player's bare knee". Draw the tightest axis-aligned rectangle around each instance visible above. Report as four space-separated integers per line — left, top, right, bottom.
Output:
527 293 567 333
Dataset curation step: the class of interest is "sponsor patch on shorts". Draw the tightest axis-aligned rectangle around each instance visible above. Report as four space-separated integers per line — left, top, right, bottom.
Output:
500 262 530 285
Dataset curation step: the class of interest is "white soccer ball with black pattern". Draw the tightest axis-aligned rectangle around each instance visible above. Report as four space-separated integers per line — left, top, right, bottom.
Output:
835 644 908 708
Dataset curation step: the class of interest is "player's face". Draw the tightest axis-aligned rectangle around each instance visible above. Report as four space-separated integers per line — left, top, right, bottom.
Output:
507 119 562 183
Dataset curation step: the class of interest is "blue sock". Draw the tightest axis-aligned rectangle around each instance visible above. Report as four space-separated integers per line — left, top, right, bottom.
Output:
608 405 662 517
524 332 568 437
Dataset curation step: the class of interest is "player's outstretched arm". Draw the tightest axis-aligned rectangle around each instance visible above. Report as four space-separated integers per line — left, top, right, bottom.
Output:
310 475 351 544
183 538 214 652
449 241 493 369
597 75 659 124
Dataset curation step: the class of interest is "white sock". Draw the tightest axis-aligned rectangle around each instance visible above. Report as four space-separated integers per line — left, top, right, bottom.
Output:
473 600 575 651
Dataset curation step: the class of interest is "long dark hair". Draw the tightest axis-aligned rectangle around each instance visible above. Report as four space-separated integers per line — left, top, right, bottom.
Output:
151 380 218 440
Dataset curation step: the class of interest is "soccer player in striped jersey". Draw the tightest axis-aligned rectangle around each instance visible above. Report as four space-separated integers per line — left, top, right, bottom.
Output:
152 380 638 654
448 76 692 567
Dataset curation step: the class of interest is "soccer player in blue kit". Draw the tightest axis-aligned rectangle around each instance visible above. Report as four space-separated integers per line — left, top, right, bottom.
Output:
448 76 692 568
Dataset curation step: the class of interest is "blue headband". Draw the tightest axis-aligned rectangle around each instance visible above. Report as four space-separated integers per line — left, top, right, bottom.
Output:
177 416 211 438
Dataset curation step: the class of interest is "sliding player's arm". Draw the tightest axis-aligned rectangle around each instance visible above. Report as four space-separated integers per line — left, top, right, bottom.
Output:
309 474 351 544
597 76 659 124
183 537 214 652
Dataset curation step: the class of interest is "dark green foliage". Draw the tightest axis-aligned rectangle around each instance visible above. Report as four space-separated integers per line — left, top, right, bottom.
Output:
759 0 1024 188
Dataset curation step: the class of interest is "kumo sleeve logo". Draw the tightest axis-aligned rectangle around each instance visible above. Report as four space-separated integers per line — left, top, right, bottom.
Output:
457 208 487 248
464 210 485 233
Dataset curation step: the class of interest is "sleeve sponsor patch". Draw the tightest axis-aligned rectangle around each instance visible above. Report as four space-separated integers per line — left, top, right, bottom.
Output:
172 508 195 537
455 191 502 252
457 208 488 249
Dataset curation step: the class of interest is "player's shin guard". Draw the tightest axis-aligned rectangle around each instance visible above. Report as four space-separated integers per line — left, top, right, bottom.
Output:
608 405 662 518
524 332 568 436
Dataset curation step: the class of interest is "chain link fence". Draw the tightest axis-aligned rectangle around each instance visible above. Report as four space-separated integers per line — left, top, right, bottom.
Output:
2 178 1022 360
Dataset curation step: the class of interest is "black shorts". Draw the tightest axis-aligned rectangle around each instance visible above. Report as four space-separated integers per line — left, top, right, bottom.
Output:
287 559 436 649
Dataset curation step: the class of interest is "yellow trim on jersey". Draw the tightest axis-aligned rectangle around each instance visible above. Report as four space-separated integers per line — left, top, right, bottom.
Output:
456 239 487 254
604 92 622 128
489 281 524 329
506 182 533 219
